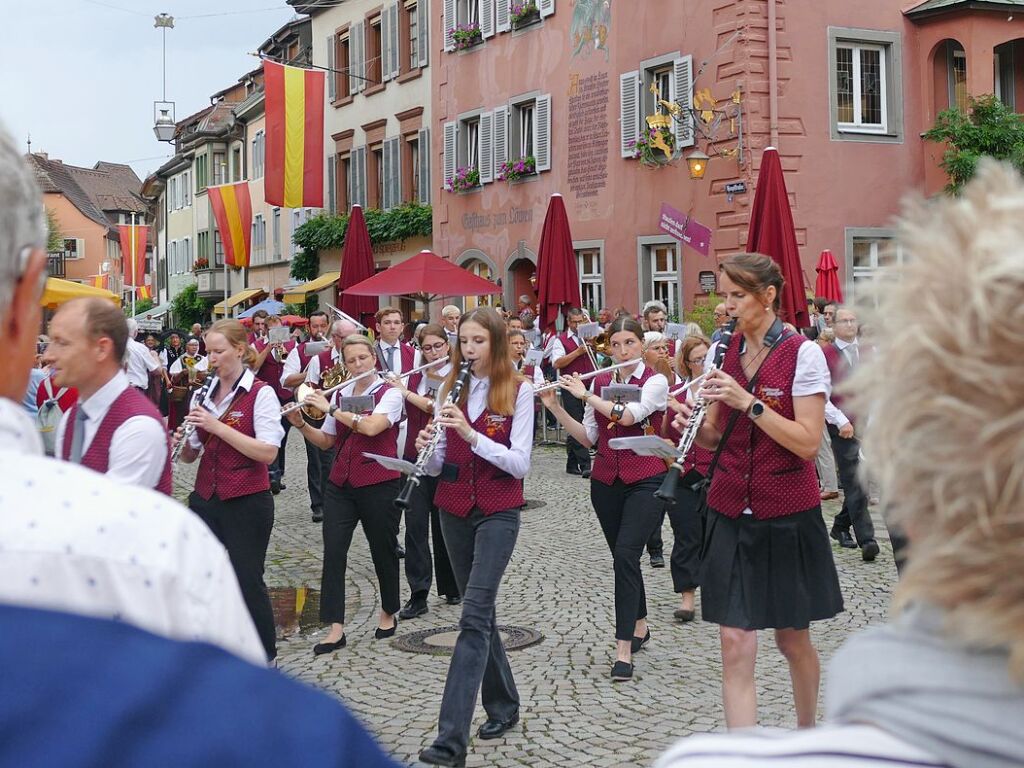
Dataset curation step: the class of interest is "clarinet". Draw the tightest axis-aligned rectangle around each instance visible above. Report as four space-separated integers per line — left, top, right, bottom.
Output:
170 370 217 463
393 360 473 511
653 319 736 503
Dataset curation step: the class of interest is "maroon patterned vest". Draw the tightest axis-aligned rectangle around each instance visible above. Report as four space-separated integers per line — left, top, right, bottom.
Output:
662 385 713 476
296 342 334 381
557 332 596 377
374 341 416 374
61 386 172 495
707 334 821 519
434 383 526 517
402 372 443 461
328 383 401 488
823 342 857 426
590 365 667 485
193 381 271 501
254 338 296 403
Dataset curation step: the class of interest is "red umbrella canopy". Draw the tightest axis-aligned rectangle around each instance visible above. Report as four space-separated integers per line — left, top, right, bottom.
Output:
536 194 582 333
342 250 501 300
337 205 378 326
814 249 844 304
746 148 810 329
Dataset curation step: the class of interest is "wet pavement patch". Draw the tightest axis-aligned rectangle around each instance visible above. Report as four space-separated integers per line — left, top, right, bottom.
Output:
393 625 544 655
270 587 323 639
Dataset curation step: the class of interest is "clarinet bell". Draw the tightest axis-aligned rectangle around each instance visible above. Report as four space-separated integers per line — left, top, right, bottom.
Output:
393 476 418 511
653 466 680 504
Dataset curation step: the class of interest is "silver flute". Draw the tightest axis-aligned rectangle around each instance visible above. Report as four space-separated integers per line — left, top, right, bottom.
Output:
171 369 217 463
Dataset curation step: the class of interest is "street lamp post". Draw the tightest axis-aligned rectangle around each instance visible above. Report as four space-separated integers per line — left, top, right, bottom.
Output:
153 13 176 142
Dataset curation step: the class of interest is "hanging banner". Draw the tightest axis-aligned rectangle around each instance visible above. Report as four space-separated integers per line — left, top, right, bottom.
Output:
208 182 253 269
118 224 148 288
263 60 326 208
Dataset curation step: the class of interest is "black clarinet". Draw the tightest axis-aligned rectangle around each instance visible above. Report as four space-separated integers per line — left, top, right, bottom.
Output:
393 361 473 511
653 319 736 503
170 369 217 463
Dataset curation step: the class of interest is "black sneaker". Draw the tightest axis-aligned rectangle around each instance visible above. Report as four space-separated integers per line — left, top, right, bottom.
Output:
311 508 324 523
649 553 665 568
861 540 880 562
610 660 633 682
830 528 856 549
399 596 428 620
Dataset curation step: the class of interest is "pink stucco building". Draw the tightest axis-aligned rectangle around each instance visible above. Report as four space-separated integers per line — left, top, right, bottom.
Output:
430 0 1024 315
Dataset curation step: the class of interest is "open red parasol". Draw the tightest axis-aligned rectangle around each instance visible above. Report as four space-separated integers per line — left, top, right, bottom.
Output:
341 249 500 304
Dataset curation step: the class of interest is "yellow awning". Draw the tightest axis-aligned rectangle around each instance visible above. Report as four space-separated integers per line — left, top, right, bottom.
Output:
40 277 120 309
281 271 340 303
212 287 267 316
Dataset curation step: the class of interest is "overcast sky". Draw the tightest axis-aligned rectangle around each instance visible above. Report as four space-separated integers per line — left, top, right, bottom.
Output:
0 0 297 181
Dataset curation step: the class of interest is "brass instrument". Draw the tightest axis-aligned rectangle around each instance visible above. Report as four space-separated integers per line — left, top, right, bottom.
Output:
295 361 350 420
589 330 611 357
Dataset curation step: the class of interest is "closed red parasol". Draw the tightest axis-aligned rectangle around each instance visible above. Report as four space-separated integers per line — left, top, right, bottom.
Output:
746 148 810 328
337 205 378 327
536 194 582 333
814 249 844 304
341 249 500 304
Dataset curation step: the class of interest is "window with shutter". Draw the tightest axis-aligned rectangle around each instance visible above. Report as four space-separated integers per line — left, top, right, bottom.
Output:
417 0 429 67
381 9 392 82
479 111 494 183
352 21 365 92
327 35 336 100
443 121 457 187
418 128 431 204
327 155 337 214
443 0 455 51
390 2 400 78
351 146 368 208
673 55 694 148
535 93 551 171
538 0 554 17
496 0 510 32
480 0 495 38
390 137 402 207
620 71 640 158
381 142 392 209
493 105 508 172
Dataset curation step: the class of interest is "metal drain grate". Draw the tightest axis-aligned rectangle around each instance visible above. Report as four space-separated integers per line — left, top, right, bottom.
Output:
392 625 544 655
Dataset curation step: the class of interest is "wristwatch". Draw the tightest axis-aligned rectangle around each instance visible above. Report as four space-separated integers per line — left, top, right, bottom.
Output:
351 413 363 429
328 404 338 418
747 398 766 420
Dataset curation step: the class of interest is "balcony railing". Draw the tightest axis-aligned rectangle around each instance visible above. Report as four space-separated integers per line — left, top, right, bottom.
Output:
46 251 66 278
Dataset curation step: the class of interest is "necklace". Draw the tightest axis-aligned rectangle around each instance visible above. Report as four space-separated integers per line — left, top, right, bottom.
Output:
740 344 770 379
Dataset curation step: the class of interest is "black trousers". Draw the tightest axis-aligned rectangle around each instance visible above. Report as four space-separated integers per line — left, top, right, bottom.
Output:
303 415 333 513
404 475 460 600
666 482 703 593
189 490 277 661
646 510 665 556
827 424 876 545
591 475 665 641
561 391 591 472
270 415 291 484
320 479 402 624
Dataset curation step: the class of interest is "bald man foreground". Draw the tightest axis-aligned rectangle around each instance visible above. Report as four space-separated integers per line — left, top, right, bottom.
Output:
44 298 171 493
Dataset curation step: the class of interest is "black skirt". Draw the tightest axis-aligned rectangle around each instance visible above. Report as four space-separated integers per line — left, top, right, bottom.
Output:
700 505 844 630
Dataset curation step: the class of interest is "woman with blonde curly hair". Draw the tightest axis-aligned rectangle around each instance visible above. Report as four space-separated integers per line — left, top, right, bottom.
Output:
657 160 1024 767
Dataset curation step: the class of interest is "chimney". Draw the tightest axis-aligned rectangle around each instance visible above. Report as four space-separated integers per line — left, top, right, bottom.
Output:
37 152 47 160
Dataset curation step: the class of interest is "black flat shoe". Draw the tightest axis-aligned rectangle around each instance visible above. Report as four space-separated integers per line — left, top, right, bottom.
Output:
445 595 462 606
374 619 398 639
631 629 651 654
311 508 324 523
418 745 466 767
477 711 519 740
861 540 880 562
830 528 856 549
610 660 633 682
673 608 696 622
399 598 428 620
649 553 665 568
313 635 346 656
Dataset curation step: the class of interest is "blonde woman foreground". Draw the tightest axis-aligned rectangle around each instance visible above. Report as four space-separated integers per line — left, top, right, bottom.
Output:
656 160 1024 766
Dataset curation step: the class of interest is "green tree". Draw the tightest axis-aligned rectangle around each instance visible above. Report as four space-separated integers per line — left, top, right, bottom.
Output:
685 291 721 336
923 94 1024 194
128 298 154 317
45 208 63 251
170 284 209 327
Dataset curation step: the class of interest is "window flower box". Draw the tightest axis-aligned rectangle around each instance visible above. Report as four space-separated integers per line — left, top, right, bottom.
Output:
511 1 540 29
630 125 676 167
446 166 481 193
191 257 209 273
498 156 537 182
450 23 482 51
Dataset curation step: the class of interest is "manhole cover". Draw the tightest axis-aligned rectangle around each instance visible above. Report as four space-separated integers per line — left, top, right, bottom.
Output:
393 625 544 655
521 498 547 510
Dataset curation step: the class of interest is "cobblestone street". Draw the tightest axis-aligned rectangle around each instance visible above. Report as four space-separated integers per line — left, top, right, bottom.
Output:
174 437 898 768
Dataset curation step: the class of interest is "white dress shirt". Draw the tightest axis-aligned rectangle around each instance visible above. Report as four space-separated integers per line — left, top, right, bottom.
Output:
304 347 340 384
168 355 208 376
187 369 285 451
54 372 168 490
0 399 265 664
321 376 404 437
375 340 421 375
125 338 160 387
280 343 326 389
549 332 583 367
425 374 535 479
705 338 831 398
582 360 669 444
514 358 546 386
417 362 452 397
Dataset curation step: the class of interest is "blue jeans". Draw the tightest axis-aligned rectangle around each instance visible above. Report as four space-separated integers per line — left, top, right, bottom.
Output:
433 508 520 755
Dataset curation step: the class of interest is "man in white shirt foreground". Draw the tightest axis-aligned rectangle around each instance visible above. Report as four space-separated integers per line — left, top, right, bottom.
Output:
124 317 161 391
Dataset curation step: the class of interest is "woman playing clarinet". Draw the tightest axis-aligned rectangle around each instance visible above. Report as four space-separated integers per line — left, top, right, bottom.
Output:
673 253 843 727
540 315 669 683
286 334 405 655
417 308 534 768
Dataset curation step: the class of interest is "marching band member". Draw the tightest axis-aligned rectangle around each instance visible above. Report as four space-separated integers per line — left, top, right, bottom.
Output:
174 319 284 663
388 324 461 620
45 298 171 493
374 306 421 376
247 310 269 345
280 310 333 522
417 308 534 767
508 328 545 387
440 305 461 348
661 334 712 622
167 336 208 433
550 307 596 477
673 253 843 728
252 314 296 494
287 334 404 655
540 315 669 682
643 330 674 568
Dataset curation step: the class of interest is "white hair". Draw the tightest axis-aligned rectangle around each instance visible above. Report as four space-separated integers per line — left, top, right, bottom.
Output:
642 300 667 316
331 318 357 336
441 304 461 317
0 121 47 316
643 331 665 349
125 318 138 337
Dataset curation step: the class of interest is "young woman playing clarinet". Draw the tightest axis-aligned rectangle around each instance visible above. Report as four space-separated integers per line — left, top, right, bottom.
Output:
417 308 534 768
661 334 712 622
673 252 843 728
175 319 284 663
387 324 460 619
286 334 405 655
540 315 669 683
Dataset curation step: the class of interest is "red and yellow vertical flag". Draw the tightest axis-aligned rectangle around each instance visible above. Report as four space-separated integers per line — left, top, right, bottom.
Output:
137 285 152 300
263 60 325 209
92 274 107 289
208 182 253 269
118 224 148 288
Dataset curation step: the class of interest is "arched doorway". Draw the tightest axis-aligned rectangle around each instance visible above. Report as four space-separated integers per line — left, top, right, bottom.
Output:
504 241 537 311
455 249 498 311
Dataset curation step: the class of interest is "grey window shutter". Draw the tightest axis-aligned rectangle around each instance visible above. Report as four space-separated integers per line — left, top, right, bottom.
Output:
673 54 695 149
620 70 640 158
496 0 510 33
418 0 430 67
354 22 366 92
443 121 457 188
381 142 392 209
535 93 551 171
390 2 400 78
381 8 392 82
327 154 336 213
443 0 455 51
539 0 554 17
391 137 403 205
418 127 431 204
352 146 368 208
479 111 494 183
481 0 495 38
327 35 336 101
348 24 360 94
493 105 508 170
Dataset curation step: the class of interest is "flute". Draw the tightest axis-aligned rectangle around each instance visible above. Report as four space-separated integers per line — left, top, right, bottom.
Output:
384 356 450 381
280 368 377 415
533 359 640 395
667 373 707 398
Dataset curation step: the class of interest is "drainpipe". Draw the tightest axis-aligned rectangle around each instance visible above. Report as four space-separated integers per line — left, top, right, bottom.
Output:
767 0 779 147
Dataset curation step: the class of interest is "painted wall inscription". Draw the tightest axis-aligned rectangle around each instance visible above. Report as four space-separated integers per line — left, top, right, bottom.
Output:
567 71 609 201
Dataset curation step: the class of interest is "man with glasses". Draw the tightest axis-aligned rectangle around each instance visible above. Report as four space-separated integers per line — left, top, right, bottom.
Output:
711 303 730 342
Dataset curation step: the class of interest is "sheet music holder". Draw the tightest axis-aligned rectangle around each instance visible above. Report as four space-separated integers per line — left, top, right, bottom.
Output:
362 453 419 475
664 322 686 341
600 384 641 403
268 326 290 344
303 340 329 355
525 348 545 366
338 395 374 413
608 435 681 460
577 322 602 340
